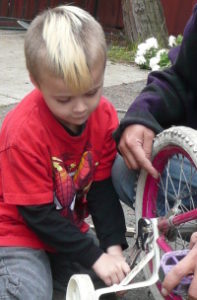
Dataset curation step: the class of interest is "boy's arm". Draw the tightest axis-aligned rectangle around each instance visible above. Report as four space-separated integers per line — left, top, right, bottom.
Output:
18 201 130 285
87 177 128 251
17 203 103 268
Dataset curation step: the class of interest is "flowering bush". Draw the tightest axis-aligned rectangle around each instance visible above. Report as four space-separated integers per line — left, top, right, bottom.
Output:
134 35 183 71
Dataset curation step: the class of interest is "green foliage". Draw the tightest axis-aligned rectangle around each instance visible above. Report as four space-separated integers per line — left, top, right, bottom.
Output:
107 44 136 64
159 52 171 68
176 34 183 45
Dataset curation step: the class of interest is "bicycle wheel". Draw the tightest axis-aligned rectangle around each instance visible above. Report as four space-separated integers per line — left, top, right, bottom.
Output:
135 126 197 300
66 274 95 300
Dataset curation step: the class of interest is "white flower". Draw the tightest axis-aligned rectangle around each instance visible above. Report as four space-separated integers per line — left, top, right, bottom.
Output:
135 55 146 65
155 49 168 60
149 56 160 69
145 37 158 50
156 49 168 57
136 42 148 56
138 42 148 51
136 48 146 56
135 36 172 70
168 35 176 47
151 64 160 71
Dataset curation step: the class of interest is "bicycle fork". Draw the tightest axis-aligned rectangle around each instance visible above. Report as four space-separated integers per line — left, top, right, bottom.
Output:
66 218 161 300
94 218 161 299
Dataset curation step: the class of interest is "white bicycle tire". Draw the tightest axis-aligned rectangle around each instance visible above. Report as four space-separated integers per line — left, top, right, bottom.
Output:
66 274 95 300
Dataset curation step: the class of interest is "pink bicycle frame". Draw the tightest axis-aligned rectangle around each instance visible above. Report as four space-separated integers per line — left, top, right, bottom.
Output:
157 208 197 252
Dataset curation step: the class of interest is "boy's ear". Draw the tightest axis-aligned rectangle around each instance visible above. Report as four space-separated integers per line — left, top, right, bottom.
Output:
29 73 40 89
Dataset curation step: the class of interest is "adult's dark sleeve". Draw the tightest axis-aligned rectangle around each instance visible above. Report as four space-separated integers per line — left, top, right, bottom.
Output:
87 177 128 251
113 4 197 145
17 203 103 268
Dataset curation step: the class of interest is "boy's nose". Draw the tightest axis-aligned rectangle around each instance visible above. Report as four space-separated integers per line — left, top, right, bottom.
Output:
73 99 87 113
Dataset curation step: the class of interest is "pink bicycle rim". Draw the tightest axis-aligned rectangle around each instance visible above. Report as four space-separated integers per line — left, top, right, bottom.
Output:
142 146 193 300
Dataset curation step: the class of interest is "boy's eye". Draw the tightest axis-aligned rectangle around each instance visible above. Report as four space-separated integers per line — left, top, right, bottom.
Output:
56 97 71 103
85 89 98 97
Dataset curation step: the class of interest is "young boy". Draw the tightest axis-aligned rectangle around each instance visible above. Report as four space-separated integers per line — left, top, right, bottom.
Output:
0 5 130 300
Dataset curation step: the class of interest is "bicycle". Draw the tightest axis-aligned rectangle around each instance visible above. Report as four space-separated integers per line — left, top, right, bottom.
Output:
66 126 197 300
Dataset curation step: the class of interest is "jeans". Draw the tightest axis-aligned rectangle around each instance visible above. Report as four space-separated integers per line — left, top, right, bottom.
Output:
112 155 138 209
0 229 102 300
0 247 52 300
112 154 197 215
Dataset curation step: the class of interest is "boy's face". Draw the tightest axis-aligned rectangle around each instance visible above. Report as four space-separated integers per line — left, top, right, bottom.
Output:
36 62 104 133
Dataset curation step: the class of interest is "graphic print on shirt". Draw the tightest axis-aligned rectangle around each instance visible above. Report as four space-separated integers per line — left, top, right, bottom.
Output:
52 151 95 229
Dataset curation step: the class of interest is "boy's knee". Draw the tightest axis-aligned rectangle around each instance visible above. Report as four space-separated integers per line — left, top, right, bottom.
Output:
0 248 53 300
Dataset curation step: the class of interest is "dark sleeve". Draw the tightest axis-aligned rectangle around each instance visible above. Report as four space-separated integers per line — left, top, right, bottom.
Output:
113 4 197 145
87 177 128 251
17 203 103 268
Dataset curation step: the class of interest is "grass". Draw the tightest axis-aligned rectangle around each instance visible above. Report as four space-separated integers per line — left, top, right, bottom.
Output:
106 30 137 64
107 44 137 64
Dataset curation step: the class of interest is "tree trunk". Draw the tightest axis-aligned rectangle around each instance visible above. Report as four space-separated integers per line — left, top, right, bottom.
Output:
121 0 168 47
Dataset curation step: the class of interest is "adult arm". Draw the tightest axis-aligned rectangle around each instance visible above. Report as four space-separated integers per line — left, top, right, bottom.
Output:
113 5 197 175
114 66 190 176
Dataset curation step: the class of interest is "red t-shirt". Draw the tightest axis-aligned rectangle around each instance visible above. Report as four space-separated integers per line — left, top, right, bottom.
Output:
0 89 118 250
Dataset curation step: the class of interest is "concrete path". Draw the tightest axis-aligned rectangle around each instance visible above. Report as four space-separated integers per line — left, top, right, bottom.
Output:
0 30 148 106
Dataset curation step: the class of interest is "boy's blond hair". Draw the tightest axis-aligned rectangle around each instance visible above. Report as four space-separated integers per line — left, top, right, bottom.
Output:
24 5 106 93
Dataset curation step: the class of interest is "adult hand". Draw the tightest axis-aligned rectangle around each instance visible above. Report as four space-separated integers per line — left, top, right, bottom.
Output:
162 232 197 299
92 252 130 286
118 124 158 178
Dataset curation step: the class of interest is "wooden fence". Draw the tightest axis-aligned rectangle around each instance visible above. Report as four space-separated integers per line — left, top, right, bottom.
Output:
0 0 197 35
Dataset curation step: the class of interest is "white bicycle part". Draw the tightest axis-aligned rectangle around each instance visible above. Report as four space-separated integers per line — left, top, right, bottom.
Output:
66 219 160 300
66 274 95 300
136 126 197 300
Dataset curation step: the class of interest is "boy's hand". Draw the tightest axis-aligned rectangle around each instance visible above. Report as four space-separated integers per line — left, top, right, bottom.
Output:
92 252 130 286
106 245 124 256
162 233 197 299
118 124 158 179
106 245 130 296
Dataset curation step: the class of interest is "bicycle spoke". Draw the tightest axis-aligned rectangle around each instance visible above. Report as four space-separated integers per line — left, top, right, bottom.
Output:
156 154 197 251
